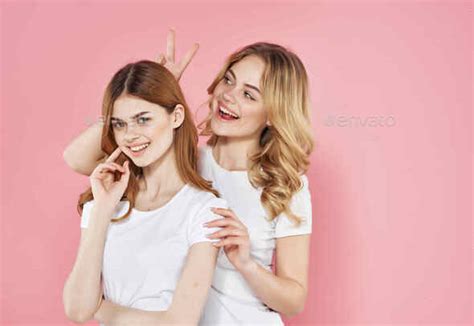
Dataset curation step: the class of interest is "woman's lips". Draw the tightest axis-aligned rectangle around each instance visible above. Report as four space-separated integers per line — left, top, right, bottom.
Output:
216 108 238 121
216 104 239 121
127 142 150 157
217 101 239 119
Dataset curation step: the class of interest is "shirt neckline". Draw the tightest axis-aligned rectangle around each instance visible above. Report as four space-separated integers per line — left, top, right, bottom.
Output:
131 183 191 215
207 146 248 174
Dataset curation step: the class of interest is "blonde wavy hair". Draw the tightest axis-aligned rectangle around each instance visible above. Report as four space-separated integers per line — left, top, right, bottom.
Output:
200 43 314 224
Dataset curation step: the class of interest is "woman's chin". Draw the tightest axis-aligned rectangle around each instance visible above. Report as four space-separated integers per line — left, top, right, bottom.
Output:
132 159 149 168
211 120 232 137
125 156 146 167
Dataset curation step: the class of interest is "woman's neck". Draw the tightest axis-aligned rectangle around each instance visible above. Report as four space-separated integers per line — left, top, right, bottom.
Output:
139 147 184 201
213 136 260 171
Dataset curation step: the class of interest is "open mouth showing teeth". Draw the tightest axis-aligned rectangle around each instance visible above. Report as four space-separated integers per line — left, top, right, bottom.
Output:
218 106 239 120
129 143 150 152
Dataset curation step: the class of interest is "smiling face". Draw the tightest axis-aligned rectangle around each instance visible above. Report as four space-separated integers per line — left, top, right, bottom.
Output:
209 55 268 140
111 94 182 167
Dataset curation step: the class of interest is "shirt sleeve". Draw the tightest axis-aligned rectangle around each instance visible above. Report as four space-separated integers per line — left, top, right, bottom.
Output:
80 200 129 229
274 175 313 238
187 196 228 246
80 200 95 229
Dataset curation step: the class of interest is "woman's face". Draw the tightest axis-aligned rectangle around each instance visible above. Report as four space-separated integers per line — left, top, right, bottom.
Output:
209 55 268 140
111 94 181 167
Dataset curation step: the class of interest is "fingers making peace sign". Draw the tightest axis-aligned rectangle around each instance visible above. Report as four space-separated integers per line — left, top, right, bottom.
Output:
89 147 130 212
156 29 199 81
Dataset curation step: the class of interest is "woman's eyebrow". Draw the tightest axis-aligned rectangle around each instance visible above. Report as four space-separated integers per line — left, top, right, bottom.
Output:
111 111 151 120
228 69 261 94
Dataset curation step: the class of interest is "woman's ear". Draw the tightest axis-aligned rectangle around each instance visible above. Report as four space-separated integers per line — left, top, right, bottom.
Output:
172 104 185 128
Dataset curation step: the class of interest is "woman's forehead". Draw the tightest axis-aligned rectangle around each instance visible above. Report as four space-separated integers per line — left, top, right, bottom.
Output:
112 95 160 119
230 55 265 85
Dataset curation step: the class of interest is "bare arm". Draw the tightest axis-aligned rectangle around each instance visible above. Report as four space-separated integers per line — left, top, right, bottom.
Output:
206 208 311 317
63 121 105 175
93 242 218 325
239 235 311 316
62 206 113 323
63 149 129 323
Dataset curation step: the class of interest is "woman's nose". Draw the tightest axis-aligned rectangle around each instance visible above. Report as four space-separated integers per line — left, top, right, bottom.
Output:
222 90 235 103
124 127 140 142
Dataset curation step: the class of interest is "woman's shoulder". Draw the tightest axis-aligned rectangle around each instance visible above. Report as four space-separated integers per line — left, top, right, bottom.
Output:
291 174 311 202
185 184 227 209
79 199 130 228
299 174 309 188
81 199 131 216
273 174 312 237
178 186 228 234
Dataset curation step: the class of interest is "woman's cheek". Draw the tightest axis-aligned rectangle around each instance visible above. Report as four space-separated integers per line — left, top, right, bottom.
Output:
113 131 124 145
246 106 267 126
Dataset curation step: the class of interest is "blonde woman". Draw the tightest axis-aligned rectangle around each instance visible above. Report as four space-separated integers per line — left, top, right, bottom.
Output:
63 60 227 325
63 32 314 324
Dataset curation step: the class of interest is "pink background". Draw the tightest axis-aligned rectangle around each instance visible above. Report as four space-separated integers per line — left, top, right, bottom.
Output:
1 1 471 325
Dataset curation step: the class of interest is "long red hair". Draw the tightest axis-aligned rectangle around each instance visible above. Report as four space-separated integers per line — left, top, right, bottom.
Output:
78 60 218 221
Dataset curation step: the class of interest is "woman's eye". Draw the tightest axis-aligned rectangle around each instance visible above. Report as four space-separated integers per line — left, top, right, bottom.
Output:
244 91 255 101
223 76 232 85
112 121 125 129
137 117 150 125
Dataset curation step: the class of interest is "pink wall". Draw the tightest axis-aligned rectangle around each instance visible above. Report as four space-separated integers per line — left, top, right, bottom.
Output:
1 1 471 325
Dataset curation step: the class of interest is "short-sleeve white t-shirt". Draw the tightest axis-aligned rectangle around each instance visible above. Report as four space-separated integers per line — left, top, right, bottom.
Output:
198 146 313 325
80 184 227 314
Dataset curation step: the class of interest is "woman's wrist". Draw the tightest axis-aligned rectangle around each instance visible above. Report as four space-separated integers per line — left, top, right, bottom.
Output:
236 258 258 276
91 203 116 222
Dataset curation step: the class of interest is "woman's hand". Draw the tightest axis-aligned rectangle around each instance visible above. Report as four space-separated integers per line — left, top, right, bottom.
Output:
156 29 199 81
205 208 253 272
90 147 130 212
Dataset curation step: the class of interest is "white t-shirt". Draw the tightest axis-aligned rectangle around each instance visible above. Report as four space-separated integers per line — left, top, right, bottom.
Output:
80 184 227 316
198 146 313 325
